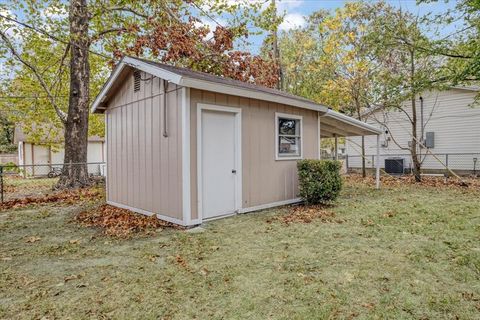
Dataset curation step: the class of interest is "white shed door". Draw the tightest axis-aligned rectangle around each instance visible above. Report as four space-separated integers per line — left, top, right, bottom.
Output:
201 110 237 219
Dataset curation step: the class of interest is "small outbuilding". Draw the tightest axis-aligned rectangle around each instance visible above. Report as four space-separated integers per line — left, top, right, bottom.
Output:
91 56 381 226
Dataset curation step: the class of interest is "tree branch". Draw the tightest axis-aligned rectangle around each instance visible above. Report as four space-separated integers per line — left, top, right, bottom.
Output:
90 27 128 42
0 13 110 59
0 30 68 123
371 116 410 151
93 6 149 19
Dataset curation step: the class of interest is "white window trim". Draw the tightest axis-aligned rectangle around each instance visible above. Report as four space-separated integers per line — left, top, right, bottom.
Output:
275 112 304 161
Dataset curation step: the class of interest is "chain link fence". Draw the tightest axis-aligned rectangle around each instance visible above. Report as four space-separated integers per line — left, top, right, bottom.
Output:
342 153 480 177
0 162 106 203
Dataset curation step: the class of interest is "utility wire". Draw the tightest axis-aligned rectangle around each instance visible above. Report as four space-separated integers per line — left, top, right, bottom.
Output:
0 95 69 100
0 14 111 60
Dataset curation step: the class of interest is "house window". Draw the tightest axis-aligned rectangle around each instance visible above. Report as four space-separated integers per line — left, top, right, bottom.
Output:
275 113 303 160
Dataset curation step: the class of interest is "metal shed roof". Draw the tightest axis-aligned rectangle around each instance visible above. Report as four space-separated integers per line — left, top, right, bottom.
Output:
91 56 381 136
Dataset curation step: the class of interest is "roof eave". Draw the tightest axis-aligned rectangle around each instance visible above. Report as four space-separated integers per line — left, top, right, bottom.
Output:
180 77 329 113
325 109 382 135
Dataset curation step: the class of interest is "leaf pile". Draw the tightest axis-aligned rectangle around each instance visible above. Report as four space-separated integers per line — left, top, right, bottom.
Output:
75 204 183 238
346 174 480 191
273 205 339 225
0 187 103 210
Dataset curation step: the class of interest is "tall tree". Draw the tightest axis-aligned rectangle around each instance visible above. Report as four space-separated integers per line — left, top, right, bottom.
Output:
61 0 90 187
366 4 443 181
278 2 442 180
0 0 279 188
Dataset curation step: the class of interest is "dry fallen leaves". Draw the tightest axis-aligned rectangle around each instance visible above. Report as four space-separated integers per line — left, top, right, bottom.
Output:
25 236 41 243
175 255 189 269
346 173 480 191
64 274 81 282
75 204 183 238
0 187 103 211
272 205 339 225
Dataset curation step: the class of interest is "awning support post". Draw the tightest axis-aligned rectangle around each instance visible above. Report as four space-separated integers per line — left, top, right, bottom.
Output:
334 134 338 160
376 134 380 189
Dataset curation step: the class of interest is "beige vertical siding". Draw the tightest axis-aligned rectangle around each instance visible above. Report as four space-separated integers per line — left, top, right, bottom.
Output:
106 69 183 220
190 89 319 219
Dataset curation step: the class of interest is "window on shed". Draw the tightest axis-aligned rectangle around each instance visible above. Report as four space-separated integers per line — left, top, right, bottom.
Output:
275 113 303 160
133 70 141 92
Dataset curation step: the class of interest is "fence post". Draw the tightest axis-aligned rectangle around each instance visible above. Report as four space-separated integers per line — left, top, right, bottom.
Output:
445 154 449 177
1 166 3 203
346 154 349 173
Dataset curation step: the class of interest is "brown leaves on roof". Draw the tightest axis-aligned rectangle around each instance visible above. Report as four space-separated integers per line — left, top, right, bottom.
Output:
74 204 183 238
0 187 103 211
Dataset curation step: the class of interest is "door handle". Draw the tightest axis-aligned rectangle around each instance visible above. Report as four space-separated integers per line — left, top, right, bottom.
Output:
232 169 237 174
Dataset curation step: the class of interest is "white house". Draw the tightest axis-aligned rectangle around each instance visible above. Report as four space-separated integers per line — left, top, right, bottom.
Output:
346 87 480 174
15 127 106 177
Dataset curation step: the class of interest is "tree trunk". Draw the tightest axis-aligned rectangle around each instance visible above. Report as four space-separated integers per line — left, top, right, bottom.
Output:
356 107 366 178
57 0 90 189
411 95 421 182
409 49 421 182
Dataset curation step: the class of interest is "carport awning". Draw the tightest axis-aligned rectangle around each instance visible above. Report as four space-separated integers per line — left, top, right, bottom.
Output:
320 109 381 137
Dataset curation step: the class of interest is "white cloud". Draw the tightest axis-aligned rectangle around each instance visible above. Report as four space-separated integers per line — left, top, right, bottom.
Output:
277 0 304 12
279 13 306 31
43 5 68 21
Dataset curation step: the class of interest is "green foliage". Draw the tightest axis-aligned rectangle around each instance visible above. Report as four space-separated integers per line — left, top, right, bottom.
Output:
420 0 480 89
278 2 444 117
297 159 342 204
1 161 19 173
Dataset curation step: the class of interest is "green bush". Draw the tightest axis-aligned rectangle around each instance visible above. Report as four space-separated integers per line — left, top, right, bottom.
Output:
297 159 343 204
1 162 20 173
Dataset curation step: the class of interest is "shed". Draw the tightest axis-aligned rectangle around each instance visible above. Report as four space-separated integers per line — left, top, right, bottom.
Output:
92 56 381 226
14 127 105 177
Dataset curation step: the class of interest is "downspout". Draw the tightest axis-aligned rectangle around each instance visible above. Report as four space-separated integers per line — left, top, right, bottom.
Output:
420 96 424 142
163 79 169 137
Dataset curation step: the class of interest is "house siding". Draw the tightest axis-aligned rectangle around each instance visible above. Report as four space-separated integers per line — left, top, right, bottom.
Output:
346 88 480 170
19 141 104 176
189 88 319 220
106 69 183 220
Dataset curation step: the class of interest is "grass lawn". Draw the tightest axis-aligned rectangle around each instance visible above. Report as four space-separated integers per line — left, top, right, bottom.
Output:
1 178 479 319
